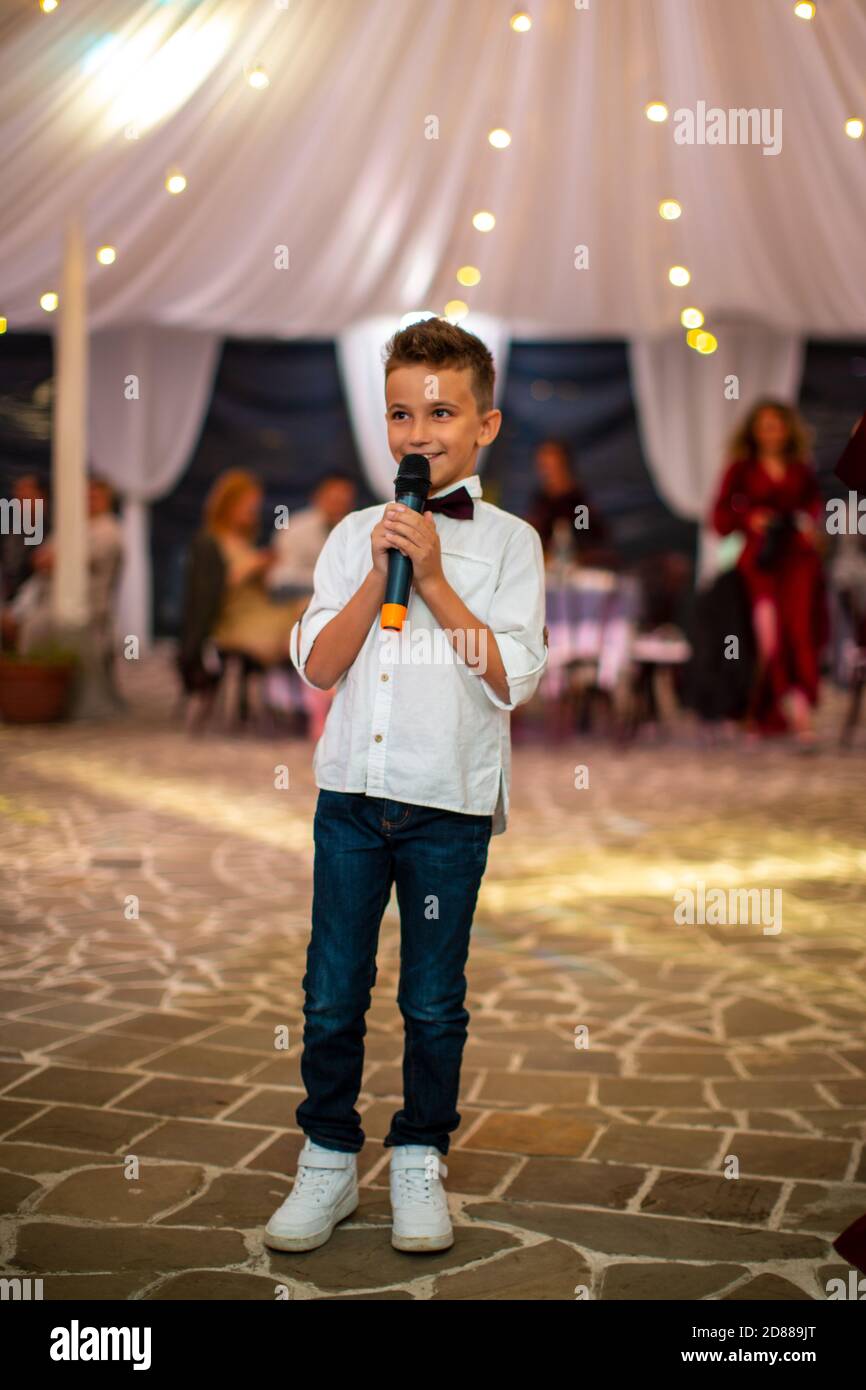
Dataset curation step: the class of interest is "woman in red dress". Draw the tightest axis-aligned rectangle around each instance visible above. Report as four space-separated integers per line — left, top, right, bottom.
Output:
711 399 828 744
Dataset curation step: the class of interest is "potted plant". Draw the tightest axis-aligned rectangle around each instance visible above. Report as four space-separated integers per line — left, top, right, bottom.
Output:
0 641 79 723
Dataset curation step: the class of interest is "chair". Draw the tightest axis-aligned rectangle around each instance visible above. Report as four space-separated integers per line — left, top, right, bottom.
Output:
624 626 692 739
182 647 279 735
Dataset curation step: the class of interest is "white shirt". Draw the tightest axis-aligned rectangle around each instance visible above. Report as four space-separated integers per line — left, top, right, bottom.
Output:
289 473 548 835
267 505 330 591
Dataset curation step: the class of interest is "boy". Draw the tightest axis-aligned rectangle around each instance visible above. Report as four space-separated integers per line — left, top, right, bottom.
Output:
264 319 548 1255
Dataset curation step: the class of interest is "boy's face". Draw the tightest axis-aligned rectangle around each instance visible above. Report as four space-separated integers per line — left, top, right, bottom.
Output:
385 363 501 494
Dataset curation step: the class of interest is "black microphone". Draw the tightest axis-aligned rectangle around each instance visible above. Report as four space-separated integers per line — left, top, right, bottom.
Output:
380 453 431 630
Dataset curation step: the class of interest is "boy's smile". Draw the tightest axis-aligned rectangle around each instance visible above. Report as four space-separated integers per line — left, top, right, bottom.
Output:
385 363 501 495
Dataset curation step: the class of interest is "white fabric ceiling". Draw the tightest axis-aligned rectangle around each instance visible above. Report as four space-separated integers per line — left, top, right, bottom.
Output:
2 0 865 339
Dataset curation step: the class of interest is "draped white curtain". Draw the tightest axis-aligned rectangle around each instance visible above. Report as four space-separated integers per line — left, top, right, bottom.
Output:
1 0 864 338
0 0 863 646
88 326 221 646
629 324 806 584
336 315 511 499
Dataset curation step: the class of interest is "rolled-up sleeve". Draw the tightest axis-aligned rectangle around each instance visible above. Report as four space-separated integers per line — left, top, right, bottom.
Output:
476 523 549 711
289 518 351 690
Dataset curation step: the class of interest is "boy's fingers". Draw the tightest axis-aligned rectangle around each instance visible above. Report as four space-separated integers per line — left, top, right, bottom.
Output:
389 510 432 534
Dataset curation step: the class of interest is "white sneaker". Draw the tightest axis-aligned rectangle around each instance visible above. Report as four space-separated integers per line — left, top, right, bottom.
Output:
264 1137 359 1252
389 1144 454 1252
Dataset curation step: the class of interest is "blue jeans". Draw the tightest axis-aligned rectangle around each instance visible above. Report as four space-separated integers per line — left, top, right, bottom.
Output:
295 789 493 1157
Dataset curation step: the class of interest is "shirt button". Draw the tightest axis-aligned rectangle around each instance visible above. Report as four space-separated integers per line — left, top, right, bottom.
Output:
374 733 383 742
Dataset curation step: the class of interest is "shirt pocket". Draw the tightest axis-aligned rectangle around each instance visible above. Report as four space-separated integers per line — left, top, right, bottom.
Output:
439 547 497 617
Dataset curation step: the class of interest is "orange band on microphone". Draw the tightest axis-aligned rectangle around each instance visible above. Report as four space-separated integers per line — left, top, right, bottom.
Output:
380 603 407 631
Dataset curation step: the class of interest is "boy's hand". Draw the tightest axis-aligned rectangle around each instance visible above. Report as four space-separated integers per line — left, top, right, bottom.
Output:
370 509 396 577
381 504 444 592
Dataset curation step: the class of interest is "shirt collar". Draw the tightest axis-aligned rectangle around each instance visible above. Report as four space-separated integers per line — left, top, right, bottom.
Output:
428 473 483 501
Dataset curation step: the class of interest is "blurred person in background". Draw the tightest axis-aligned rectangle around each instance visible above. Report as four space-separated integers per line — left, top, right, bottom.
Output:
265 471 358 739
527 438 615 568
710 399 828 746
177 470 295 723
3 474 123 677
835 409 866 491
267 471 357 600
1 473 48 607
830 529 866 742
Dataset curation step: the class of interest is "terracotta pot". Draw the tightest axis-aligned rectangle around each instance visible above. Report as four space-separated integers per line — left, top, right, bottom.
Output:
0 659 76 723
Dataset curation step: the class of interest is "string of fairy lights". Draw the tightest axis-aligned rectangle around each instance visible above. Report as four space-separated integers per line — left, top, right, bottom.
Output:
643 0 863 356
0 0 862 346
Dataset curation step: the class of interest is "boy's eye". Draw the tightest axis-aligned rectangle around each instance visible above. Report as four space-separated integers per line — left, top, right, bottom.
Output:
389 408 453 420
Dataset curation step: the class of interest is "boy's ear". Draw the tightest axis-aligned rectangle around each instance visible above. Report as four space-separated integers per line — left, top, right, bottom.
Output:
479 407 502 447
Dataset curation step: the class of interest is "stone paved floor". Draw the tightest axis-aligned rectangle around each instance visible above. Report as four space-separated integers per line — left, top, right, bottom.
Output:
1 648 865 1300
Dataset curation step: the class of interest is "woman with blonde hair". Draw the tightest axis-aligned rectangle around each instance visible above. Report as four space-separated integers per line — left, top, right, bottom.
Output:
177 470 298 721
710 399 828 744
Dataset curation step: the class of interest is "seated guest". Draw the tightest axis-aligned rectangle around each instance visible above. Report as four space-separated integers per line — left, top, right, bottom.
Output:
177 470 295 698
264 472 357 739
527 438 615 568
267 471 357 600
4 475 124 675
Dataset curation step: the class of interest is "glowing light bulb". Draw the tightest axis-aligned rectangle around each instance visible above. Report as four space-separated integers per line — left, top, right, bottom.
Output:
40 292 59 312
0 317 7 334
444 300 469 322
845 118 864 139
696 332 718 354
165 172 187 194
681 307 704 329
669 265 691 287
794 2 816 19
510 12 532 31
456 265 481 287
488 128 511 148
96 245 116 265
247 65 269 89
646 102 668 123
40 0 59 12
472 211 496 232
659 199 682 220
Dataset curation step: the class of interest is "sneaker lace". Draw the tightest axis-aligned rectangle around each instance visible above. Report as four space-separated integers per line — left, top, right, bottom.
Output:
291 1163 340 1206
395 1160 440 1203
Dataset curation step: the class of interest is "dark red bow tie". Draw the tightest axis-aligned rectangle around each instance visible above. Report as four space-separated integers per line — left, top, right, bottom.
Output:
426 485 474 520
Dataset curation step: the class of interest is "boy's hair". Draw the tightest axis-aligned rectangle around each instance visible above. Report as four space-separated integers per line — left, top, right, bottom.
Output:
382 318 495 417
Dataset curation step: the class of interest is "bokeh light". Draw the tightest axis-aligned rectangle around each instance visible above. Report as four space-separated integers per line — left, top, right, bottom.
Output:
472 211 496 232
